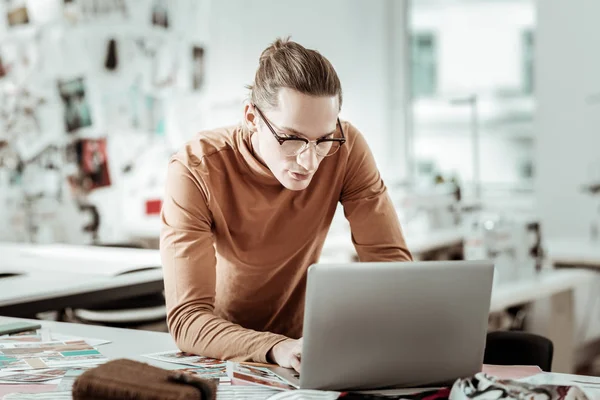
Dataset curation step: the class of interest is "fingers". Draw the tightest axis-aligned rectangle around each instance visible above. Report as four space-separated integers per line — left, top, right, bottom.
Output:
290 337 303 372
290 353 301 373
293 338 303 355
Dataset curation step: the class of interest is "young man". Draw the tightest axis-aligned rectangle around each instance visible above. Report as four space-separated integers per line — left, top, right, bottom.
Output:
160 38 412 372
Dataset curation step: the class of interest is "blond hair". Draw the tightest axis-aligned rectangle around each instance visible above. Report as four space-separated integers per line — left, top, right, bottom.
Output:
247 37 342 110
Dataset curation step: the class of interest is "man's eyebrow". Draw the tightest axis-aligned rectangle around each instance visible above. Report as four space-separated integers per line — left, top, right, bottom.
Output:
280 126 337 139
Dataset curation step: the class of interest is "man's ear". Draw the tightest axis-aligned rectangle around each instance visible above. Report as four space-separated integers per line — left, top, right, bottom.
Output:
244 103 259 132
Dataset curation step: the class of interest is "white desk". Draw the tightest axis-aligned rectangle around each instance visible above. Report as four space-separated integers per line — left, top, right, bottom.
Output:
0 316 179 398
491 269 596 374
490 269 594 313
0 242 589 373
0 316 178 366
545 237 600 269
0 243 162 277
0 270 164 317
0 243 165 317
321 227 464 261
0 317 598 399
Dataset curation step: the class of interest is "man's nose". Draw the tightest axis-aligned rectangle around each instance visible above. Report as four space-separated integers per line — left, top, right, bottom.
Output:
296 143 318 172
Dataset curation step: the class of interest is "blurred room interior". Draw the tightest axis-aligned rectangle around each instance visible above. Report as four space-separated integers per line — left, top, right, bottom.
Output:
1 0 600 388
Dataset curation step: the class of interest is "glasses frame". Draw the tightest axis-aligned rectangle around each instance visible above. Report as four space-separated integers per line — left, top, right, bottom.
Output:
253 105 346 157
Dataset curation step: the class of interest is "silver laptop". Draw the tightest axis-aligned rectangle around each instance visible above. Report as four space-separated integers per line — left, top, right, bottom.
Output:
270 260 494 391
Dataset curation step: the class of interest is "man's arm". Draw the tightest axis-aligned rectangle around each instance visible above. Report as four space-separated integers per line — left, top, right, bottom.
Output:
340 124 413 262
160 159 288 362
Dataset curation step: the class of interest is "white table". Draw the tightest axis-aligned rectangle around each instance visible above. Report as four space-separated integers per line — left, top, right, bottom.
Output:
0 243 162 277
0 316 179 398
0 243 164 317
0 242 589 373
545 237 600 269
544 238 600 371
490 269 594 313
491 269 596 374
0 317 598 399
321 227 464 262
0 316 178 366
0 270 164 317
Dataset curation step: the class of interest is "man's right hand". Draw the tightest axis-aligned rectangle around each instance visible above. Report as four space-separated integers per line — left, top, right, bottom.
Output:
268 338 302 372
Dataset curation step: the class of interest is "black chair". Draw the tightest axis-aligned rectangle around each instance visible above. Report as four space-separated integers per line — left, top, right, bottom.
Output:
484 331 554 372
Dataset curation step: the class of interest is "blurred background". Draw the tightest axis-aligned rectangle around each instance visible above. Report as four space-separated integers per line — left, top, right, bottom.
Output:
1 0 599 377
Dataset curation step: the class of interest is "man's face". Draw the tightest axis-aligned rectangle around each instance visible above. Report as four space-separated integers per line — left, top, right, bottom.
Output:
248 88 340 191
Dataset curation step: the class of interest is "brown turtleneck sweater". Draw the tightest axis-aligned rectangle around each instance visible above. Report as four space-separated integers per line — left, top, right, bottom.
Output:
160 121 412 363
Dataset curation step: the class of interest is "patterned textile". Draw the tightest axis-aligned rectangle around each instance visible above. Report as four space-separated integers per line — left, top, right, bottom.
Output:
449 373 590 400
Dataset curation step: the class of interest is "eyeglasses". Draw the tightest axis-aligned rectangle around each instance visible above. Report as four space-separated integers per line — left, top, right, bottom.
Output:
254 105 346 157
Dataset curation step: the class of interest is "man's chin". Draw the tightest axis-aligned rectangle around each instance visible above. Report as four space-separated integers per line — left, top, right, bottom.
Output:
279 176 312 191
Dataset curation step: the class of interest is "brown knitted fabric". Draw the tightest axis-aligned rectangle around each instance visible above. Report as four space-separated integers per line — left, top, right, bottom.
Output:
72 359 217 400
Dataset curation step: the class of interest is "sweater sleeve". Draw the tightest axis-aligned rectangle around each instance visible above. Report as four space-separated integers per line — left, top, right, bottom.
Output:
339 124 413 262
160 159 288 362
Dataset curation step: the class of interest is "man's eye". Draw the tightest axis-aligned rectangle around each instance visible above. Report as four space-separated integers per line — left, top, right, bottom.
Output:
282 133 299 139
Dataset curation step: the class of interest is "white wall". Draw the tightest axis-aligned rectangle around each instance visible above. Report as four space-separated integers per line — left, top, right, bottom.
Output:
536 0 600 239
205 0 407 182
536 0 600 348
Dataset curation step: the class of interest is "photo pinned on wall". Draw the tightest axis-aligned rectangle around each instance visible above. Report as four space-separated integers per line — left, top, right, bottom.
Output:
69 138 111 192
151 0 169 28
5 0 29 27
57 77 93 133
104 38 118 71
144 94 166 136
192 46 205 91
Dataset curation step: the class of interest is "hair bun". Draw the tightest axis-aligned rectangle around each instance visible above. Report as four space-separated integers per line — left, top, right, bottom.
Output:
271 37 290 51
259 36 291 63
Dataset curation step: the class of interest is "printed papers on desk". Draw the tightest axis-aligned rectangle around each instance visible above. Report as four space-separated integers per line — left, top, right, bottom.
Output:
226 361 296 391
143 350 226 368
0 329 107 388
142 350 230 384
0 341 106 371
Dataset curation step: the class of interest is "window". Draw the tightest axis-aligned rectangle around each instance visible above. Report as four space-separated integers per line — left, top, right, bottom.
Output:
407 0 536 198
411 32 437 98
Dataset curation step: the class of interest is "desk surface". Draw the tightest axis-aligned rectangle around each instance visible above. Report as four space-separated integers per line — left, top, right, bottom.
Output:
0 317 599 399
490 268 595 313
323 227 464 257
0 269 164 317
1 243 161 277
0 317 179 398
0 260 592 319
0 316 178 367
545 237 600 268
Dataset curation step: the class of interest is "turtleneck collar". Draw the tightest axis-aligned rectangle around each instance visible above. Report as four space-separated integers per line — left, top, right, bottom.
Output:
236 124 282 187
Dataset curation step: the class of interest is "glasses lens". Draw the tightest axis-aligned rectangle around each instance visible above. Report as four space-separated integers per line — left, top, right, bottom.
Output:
316 140 341 157
280 140 306 156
